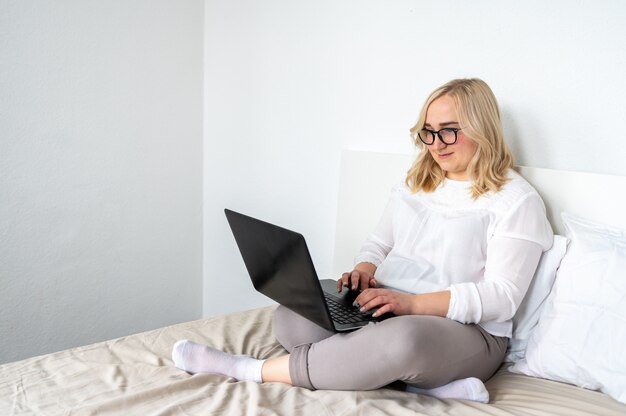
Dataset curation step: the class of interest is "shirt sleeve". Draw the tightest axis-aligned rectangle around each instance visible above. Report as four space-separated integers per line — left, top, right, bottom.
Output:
447 237 543 324
352 185 399 267
446 192 554 324
492 192 553 248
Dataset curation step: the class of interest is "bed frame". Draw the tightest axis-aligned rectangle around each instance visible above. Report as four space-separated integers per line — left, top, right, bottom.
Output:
2 150 626 415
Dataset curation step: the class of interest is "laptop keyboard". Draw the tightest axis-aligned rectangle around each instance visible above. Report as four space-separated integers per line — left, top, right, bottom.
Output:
324 293 372 324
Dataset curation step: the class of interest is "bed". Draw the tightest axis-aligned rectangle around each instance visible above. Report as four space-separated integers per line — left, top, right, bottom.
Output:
2 150 626 415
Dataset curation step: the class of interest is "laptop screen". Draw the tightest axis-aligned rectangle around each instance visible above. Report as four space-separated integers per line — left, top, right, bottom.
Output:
225 209 334 330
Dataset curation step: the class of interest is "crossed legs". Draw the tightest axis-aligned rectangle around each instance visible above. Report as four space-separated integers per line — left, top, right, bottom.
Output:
172 306 507 402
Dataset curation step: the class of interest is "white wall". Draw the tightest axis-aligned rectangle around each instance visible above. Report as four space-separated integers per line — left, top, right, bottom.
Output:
203 0 626 316
0 0 204 363
2 0 624 363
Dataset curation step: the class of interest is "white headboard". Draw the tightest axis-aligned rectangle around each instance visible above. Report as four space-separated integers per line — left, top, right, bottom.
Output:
332 150 626 277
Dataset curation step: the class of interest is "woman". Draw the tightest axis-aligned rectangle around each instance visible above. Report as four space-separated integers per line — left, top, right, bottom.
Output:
172 78 553 403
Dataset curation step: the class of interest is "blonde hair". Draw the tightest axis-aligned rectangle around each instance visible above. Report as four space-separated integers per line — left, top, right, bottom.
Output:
406 78 514 198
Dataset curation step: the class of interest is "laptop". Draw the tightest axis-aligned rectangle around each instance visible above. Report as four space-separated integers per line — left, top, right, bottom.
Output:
224 209 392 332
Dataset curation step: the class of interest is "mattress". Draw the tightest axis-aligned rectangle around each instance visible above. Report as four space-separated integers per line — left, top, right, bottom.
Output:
2 306 625 415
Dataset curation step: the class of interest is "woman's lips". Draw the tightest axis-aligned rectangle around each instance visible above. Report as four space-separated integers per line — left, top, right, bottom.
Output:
437 152 453 159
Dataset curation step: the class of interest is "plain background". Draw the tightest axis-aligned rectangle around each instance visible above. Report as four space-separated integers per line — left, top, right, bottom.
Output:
1 0 625 363
1 1 204 363
203 0 626 317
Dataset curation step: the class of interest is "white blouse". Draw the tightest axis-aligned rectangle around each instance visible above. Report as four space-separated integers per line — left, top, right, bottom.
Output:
354 170 553 337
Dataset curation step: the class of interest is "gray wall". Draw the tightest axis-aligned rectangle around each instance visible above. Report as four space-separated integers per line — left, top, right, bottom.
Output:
203 0 626 317
0 1 204 363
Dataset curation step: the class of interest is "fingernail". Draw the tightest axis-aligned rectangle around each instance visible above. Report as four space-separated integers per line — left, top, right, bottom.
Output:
372 312 378 318
359 307 365 312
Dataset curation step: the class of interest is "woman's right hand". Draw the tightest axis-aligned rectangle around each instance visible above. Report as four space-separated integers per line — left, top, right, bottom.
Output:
337 268 377 292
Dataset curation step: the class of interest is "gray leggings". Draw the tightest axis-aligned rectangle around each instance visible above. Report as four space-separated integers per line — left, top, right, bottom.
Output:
272 306 507 391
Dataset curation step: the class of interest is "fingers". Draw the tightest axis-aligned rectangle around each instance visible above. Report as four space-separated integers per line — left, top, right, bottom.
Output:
368 276 378 289
347 271 357 290
355 289 388 312
338 273 347 292
371 304 392 318
355 289 403 317
337 274 345 292
337 273 350 292
337 270 376 292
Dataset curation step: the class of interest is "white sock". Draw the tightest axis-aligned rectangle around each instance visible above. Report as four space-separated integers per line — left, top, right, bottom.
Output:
172 339 265 383
406 377 489 403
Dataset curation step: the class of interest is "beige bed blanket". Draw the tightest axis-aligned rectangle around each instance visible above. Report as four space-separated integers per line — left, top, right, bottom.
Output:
2 306 625 415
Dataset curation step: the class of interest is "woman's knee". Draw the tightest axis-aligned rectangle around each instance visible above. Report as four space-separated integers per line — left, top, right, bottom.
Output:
379 316 504 387
376 316 458 386
380 316 442 353
272 306 297 351
272 306 334 352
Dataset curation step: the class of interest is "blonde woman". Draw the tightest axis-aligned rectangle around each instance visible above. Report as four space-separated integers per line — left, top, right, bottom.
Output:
172 79 553 402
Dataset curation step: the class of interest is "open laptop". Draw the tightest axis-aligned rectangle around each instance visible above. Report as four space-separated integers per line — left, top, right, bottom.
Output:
224 209 392 332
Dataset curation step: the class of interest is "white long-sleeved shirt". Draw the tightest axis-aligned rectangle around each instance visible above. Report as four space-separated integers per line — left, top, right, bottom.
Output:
354 170 553 337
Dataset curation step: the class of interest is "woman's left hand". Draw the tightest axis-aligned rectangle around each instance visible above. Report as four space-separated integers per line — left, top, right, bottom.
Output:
354 288 416 317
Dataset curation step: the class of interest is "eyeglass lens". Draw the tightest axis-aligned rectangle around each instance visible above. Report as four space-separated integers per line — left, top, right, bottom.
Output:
418 128 457 145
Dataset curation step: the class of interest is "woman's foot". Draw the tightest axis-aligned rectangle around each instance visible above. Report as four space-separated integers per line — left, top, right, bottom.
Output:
172 339 264 383
406 377 489 403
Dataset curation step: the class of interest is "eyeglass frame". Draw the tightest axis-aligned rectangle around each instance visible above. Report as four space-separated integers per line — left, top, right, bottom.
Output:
417 127 463 146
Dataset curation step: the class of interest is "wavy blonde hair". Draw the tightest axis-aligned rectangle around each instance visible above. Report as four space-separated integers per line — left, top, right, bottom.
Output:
406 78 514 198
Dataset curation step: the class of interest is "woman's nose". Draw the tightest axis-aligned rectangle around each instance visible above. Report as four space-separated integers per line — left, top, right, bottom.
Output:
429 136 447 150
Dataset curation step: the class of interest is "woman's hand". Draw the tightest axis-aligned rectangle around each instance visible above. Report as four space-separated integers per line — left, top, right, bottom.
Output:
337 269 377 292
354 288 416 317
356 289 452 318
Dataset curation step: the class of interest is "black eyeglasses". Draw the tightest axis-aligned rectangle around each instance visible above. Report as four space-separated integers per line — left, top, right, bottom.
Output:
417 128 462 145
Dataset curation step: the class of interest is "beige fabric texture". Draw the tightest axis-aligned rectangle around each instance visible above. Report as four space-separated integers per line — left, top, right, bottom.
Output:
2 306 625 416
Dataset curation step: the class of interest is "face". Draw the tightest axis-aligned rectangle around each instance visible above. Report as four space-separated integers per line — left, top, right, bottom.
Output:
423 95 478 181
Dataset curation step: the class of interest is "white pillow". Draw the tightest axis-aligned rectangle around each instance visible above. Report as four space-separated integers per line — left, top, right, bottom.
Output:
505 234 568 363
510 213 626 404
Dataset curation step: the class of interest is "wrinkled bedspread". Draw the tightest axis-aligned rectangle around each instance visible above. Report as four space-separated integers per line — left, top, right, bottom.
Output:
2 306 625 415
